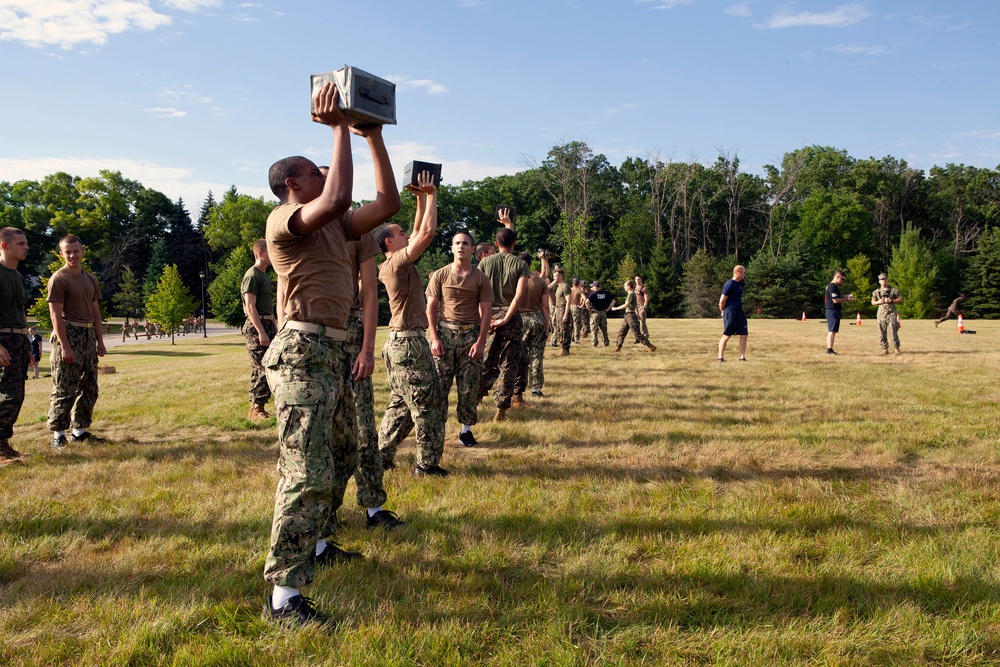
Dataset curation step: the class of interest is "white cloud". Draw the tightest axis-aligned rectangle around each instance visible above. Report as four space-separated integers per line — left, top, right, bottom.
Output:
161 0 221 10
583 103 639 124
0 156 267 212
956 130 1000 141
725 3 751 17
145 107 187 118
757 3 870 29
637 0 694 9
827 43 889 56
154 86 228 116
385 76 449 95
0 0 171 49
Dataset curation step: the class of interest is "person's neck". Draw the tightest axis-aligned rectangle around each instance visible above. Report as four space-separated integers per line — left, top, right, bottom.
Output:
254 259 269 271
451 258 472 272
63 263 83 275
0 255 18 271
498 247 514 255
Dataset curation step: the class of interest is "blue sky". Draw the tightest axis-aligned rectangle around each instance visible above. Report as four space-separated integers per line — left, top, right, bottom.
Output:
1 1 998 213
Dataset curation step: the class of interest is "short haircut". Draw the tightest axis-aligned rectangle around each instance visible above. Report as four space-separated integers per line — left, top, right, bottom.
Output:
59 235 82 248
373 223 394 254
253 239 268 256
495 227 515 249
475 242 494 260
833 269 846 279
517 251 531 263
453 230 475 246
625 280 635 290
0 227 25 244
268 156 308 203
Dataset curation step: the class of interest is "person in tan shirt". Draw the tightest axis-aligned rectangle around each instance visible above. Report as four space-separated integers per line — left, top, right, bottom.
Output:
261 82 401 627
513 252 551 402
47 235 106 450
426 231 493 448
373 171 448 478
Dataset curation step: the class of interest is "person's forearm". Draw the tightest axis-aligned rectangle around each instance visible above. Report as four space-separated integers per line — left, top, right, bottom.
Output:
92 302 104 344
478 302 492 345
427 297 441 343
719 296 728 312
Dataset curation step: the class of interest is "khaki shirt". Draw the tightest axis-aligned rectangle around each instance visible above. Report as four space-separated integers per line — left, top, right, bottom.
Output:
380 249 428 331
47 268 101 323
520 275 548 313
348 233 379 310
426 265 493 325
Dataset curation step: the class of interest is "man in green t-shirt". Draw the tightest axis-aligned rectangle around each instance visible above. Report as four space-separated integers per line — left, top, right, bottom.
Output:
241 239 276 421
0 227 30 464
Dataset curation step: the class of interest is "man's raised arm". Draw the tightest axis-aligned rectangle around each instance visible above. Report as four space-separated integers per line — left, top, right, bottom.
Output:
348 125 401 235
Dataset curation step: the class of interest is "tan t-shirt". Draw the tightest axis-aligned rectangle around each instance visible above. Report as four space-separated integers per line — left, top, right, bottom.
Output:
553 282 570 310
379 249 428 331
426 265 493 325
348 232 380 310
47 267 101 323
477 252 530 308
266 203 358 329
520 275 548 313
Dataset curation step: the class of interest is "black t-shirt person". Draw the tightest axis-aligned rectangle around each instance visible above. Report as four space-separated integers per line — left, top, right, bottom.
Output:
825 282 843 313
587 290 615 312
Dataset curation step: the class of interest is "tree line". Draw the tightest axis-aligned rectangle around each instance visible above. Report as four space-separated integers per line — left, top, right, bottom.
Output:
2 143 998 327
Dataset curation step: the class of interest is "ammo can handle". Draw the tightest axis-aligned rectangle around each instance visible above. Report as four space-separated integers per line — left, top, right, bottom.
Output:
359 87 390 105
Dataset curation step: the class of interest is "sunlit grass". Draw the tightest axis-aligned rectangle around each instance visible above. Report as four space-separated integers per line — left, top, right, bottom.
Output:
3 318 1000 665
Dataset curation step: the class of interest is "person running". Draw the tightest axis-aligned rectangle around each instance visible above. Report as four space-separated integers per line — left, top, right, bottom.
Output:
612 280 656 352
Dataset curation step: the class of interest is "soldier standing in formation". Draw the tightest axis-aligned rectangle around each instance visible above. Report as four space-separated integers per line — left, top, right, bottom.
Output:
718 265 748 362
47 235 106 449
0 227 30 465
548 266 569 348
612 280 656 353
241 239 277 421
871 272 903 355
635 275 650 341
569 279 586 344
28 325 42 380
586 280 615 347
478 211 531 423
513 251 551 401
426 231 493 448
374 171 448 477
261 82 400 626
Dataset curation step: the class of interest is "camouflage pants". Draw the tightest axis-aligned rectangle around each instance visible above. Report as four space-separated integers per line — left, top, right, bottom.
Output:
262 328 358 589
549 311 563 346
378 333 445 469
515 311 546 394
591 310 609 346
878 315 900 350
639 310 649 338
433 323 483 426
571 306 584 342
48 325 99 432
580 308 591 336
242 317 277 408
479 312 525 410
616 310 650 348
560 314 574 354
345 313 385 509
0 332 30 440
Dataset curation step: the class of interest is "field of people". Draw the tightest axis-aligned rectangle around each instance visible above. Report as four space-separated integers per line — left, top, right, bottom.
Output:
3 317 1000 666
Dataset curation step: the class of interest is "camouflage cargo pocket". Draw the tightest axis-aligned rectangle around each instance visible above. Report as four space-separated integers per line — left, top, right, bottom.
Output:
274 380 320 447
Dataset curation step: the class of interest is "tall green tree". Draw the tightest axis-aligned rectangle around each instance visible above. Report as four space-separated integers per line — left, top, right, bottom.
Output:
963 228 1000 318
845 254 876 317
112 267 144 323
681 248 718 317
888 228 938 318
145 265 197 345
207 244 253 328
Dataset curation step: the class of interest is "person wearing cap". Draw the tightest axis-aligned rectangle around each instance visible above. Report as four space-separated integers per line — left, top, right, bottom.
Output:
374 171 447 477
261 82 401 627
824 269 854 355
718 265 748 362
586 280 616 347
871 272 902 355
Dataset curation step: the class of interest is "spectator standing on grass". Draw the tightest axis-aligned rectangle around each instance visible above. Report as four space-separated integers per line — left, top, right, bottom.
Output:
871 272 903 355
935 294 966 327
824 269 854 355
612 280 656 353
261 82 400 627
477 211 531 423
718 265 748 362
0 227 30 465
29 325 42 380
47 235 106 450
586 281 615 347
513 251 551 402
426 231 493 448
242 239 277 422
374 171 448 478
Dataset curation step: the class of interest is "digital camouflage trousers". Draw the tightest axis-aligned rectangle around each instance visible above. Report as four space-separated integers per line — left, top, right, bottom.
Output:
0 332 29 440
479 312 526 411
48 325 99 432
515 310 546 394
433 323 483 427
262 328 358 589
378 333 445 469
345 313 386 509
878 315 900 350
242 317 277 408
616 310 650 348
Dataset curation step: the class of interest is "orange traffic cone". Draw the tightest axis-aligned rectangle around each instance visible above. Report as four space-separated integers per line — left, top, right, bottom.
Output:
801 311 807 322
957 314 965 333
855 312 862 326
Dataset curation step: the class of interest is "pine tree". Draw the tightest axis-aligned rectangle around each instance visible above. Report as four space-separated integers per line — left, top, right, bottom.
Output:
681 248 718 317
845 254 876 317
145 265 197 345
963 227 1000 318
112 267 144 323
888 228 938 318
207 245 253 328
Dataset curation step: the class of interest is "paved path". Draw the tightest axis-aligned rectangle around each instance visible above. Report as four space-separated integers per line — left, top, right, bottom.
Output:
102 322 240 350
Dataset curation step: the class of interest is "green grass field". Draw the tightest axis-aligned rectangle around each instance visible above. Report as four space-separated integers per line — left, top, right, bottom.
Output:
3 317 1000 666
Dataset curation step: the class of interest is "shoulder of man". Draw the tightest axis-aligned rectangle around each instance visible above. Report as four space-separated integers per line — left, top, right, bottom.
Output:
265 203 305 244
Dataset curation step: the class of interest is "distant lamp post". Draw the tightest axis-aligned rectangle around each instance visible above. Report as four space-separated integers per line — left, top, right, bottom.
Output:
199 271 208 338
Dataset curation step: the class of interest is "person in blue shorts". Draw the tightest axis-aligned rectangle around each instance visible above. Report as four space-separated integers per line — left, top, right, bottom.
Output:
718 265 748 362
824 270 854 355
